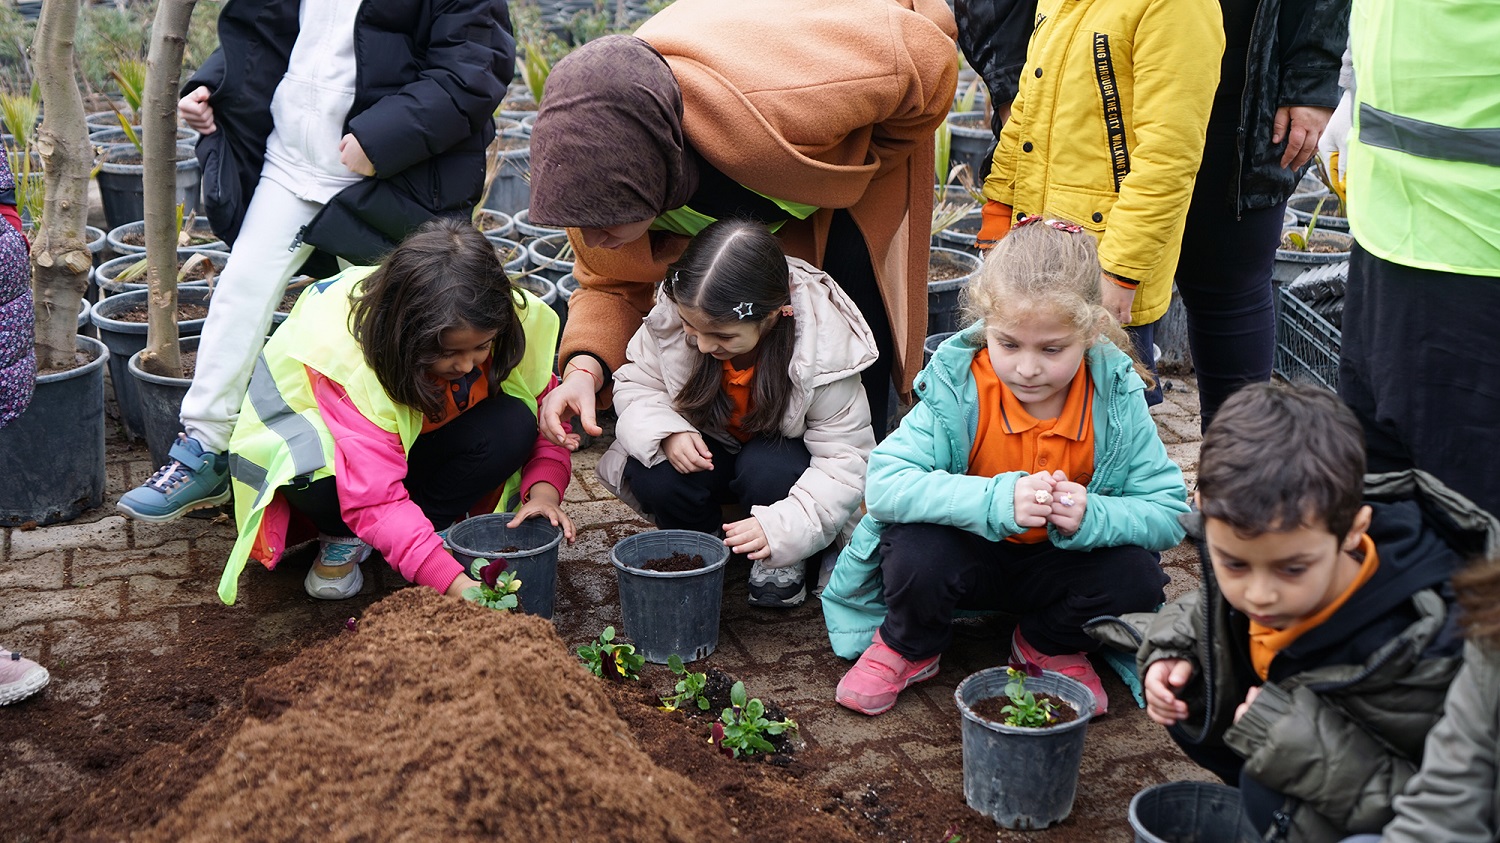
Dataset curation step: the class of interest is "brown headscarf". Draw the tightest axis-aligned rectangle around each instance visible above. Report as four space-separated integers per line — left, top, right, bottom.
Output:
528 35 699 228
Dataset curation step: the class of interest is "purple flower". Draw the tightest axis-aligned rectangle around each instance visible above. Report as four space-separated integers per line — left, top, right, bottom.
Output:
1008 657 1043 679
480 558 508 588
344 617 357 633
710 722 732 758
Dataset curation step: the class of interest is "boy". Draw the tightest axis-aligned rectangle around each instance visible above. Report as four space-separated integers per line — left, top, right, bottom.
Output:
1126 384 1497 842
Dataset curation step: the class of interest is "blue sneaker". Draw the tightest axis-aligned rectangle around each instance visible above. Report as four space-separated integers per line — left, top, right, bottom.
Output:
117 434 231 523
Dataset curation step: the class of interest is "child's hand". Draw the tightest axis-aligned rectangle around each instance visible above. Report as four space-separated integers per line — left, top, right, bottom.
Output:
663 431 713 474
445 573 476 598
339 133 376 177
1233 685 1262 724
542 361 605 447
1012 471 1056 529
509 483 576 543
1046 470 1087 536
178 86 216 134
723 516 769 560
1144 658 1194 726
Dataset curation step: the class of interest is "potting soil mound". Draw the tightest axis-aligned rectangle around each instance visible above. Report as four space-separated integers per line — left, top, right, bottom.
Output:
144 588 736 842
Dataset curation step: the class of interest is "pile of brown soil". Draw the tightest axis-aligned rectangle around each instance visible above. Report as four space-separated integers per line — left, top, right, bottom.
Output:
144 589 737 842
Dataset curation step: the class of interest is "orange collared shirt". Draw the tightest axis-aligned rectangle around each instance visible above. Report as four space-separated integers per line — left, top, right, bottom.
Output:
1248 534 1381 680
421 354 492 434
969 351 1095 543
722 359 755 443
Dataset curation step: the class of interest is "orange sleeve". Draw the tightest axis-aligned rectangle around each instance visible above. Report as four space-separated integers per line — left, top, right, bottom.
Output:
975 200 1014 251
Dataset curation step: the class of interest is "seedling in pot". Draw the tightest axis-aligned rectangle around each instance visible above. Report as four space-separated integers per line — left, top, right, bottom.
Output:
577 625 644 682
710 680 797 758
1000 658 1056 728
658 653 710 712
463 558 522 612
1282 194 1329 253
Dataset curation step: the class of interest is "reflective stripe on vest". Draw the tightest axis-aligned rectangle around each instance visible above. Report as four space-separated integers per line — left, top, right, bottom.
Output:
1359 103 1500 168
235 352 327 506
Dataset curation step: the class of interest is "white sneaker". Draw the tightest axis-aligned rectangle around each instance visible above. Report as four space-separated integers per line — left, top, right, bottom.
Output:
0 649 49 705
304 535 372 600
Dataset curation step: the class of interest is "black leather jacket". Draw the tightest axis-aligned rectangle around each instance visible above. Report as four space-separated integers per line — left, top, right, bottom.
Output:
955 0 1348 212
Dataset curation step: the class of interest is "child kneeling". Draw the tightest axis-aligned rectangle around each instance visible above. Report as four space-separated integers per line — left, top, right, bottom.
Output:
823 219 1190 716
218 219 574 605
596 220 878 609
1130 383 1498 842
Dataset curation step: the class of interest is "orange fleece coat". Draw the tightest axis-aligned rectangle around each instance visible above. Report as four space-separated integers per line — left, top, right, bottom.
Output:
560 0 958 401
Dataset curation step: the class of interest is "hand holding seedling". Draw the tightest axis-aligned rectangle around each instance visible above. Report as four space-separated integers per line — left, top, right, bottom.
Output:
1013 471 1056 529
1233 684 1262 725
1045 470 1087 535
1144 658 1194 726
664 431 714 473
722 516 769 560
509 482 577 542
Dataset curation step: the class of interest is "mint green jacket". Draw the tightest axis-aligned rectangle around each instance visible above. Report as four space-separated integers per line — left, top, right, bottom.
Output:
822 326 1189 659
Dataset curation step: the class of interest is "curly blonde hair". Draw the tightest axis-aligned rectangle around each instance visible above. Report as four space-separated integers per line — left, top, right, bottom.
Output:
959 222 1153 386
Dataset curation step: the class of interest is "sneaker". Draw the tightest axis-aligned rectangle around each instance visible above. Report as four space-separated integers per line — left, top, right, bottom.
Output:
1012 628 1108 716
303 535 372 600
836 630 941 715
748 559 805 608
0 649 50 705
117 434 230 523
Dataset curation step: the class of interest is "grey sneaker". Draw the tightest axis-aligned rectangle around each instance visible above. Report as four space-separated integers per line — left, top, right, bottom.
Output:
304 535 372 600
117 434 230 523
748 559 805 608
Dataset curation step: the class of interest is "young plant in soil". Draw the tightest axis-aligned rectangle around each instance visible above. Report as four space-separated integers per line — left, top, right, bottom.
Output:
463 558 521 612
577 626 644 682
710 680 797 759
970 658 1080 727
658 654 710 712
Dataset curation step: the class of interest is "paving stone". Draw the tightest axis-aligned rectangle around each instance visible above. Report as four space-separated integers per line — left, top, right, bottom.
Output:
126 575 220 615
0 741 88 797
0 624 48 660
49 615 181 662
48 661 106 708
569 470 614 502
1165 442 1201 476
0 549 66 590
132 518 234 550
1154 413 1202 447
9 517 131 560
565 499 651 529
2 583 123 628
73 540 194 587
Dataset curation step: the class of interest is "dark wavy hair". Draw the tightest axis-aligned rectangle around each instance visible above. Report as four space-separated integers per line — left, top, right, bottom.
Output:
1198 382 1366 539
348 217 528 422
662 220 794 436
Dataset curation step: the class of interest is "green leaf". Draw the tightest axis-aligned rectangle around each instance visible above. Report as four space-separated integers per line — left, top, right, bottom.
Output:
601 626 616 643
667 654 685 674
730 681 747 708
744 698 764 721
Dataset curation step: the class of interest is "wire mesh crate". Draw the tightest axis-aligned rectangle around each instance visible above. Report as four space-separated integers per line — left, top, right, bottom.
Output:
1274 285 1342 391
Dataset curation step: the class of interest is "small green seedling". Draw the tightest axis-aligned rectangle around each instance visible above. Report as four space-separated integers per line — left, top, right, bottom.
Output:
577 625 644 682
1283 194 1330 252
710 680 797 758
462 558 521 611
1001 659 1057 728
658 653 710 712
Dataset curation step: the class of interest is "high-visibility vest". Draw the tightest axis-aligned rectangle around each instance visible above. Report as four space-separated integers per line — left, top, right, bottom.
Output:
1347 0 1500 277
219 266 559 604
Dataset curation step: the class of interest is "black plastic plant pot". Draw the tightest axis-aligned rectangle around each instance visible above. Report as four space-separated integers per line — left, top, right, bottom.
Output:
526 232 575 285
954 666 1097 830
106 219 226 257
0 336 109 526
1128 781 1258 843
445 513 565 618
927 246 983 336
91 287 213 441
94 249 228 297
479 131 531 217
923 331 957 369
95 141 201 231
127 335 204 471
610 529 730 664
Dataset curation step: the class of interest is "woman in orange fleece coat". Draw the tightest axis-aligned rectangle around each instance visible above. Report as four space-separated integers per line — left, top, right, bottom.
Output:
527 0 958 442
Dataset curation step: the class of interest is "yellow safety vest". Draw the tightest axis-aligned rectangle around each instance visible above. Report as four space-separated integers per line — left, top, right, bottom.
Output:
219 265 559 604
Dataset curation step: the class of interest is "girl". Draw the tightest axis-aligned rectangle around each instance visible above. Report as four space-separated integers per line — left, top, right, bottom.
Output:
217 219 573 604
0 150 32 430
596 220 878 609
823 220 1189 716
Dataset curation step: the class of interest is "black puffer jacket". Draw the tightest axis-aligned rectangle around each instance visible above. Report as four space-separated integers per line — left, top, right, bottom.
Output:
955 0 1348 211
186 0 514 263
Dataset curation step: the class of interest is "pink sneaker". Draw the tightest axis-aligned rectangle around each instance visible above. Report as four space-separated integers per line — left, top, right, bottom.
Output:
1011 629 1108 716
836 631 941 715
0 649 49 705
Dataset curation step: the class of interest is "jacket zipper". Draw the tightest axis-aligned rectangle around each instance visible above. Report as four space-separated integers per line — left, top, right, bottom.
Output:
1232 0 1267 221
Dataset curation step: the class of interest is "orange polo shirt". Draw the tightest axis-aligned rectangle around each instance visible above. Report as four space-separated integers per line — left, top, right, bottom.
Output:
1247 534 1381 680
722 359 755 443
968 352 1095 543
421 354 492 434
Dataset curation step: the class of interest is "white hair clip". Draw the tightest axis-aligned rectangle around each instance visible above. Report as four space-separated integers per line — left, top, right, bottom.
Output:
733 301 755 320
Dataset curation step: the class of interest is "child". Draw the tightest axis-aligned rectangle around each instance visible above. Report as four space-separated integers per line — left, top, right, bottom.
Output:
823 219 1189 716
118 0 514 523
1134 383 1498 842
0 151 33 430
974 0 1224 402
1371 556 1500 843
217 219 573 604
595 219 878 609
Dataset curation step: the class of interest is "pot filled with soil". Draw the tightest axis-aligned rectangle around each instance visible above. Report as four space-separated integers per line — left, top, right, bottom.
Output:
1129 781 1258 843
923 330 957 369
445 513 566 618
95 249 228 297
526 232 575 285
0 336 109 526
953 663 1097 830
935 208 984 257
91 286 214 440
128 335 206 471
479 130 531 217
928 246 983 335
1286 191 1348 232
945 110 995 186
106 218 226 256
512 208 565 243
1273 227 1352 284
474 209 515 240
489 236 529 278
611 529 730 664
94 141 201 231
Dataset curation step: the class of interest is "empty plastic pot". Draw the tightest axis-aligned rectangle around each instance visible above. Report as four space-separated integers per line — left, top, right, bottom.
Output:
1129 781 1259 843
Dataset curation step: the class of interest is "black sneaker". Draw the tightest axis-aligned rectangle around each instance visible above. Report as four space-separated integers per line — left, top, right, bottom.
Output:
747 560 805 608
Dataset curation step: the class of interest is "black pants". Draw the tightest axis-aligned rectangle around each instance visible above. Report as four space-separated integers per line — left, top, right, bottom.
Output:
876 522 1167 660
622 435 811 535
282 391 538 535
822 208 893 438
1340 244 1500 518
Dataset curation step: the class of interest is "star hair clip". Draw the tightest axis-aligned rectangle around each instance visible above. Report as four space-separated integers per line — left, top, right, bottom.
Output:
733 301 756 320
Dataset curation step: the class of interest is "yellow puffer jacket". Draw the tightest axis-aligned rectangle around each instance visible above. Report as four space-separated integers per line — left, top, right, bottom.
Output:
983 0 1223 325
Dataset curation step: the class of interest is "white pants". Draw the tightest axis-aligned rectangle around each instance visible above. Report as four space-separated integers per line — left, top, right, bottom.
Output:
180 178 318 452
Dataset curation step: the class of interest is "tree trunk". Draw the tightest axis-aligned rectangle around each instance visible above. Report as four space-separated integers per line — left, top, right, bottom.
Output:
137 0 199 378
30 0 92 372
